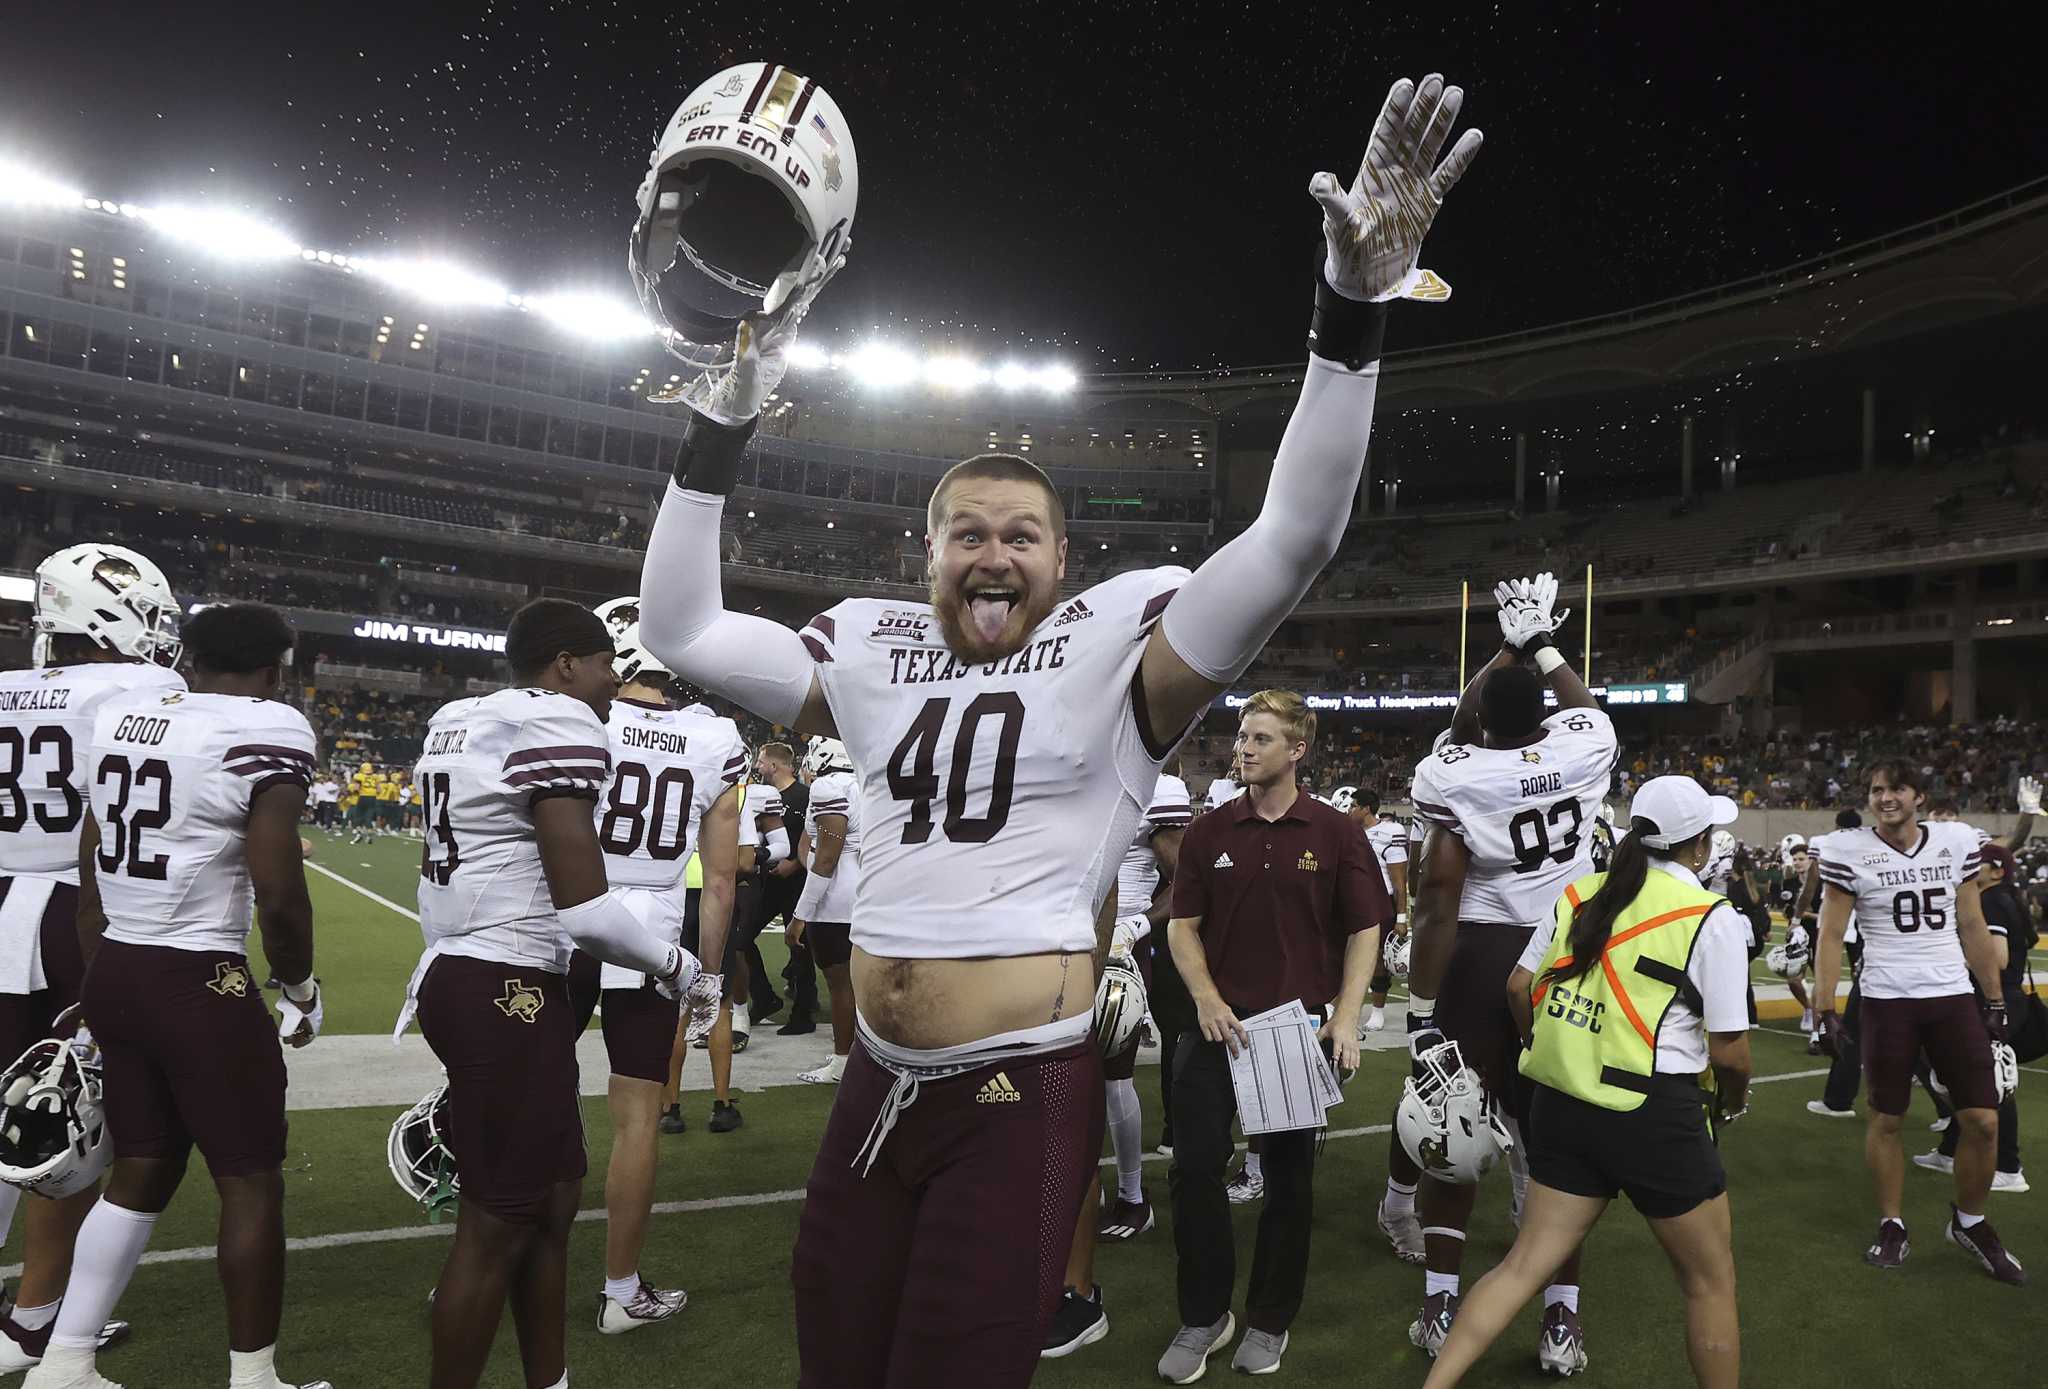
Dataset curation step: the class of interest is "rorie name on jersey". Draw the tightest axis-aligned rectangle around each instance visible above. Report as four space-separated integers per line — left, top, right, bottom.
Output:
889 634 1070 686
620 724 690 755
1519 771 1563 798
1875 864 1956 888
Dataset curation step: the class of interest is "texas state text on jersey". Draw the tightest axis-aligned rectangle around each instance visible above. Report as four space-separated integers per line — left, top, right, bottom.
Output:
798 566 1190 960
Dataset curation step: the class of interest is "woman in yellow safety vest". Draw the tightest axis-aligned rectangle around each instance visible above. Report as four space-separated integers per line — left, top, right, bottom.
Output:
1423 776 1754 1389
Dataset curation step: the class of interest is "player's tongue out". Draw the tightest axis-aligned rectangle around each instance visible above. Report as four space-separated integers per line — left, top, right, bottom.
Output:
969 590 1015 642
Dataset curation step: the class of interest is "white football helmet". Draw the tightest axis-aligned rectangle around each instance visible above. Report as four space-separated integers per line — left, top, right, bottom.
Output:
0 1020 110 1200
1705 829 1737 879
388 1085 460 1219
801 735 852 779
593 598 669 687
32 543 181 668
1396 1040 1514 1185
1383 932 1412 979
1093 956 1148 1059
1994 1041 2019 1103
1764 927 1811 978
1327 786 1358 814
631 62 859 369
1779 834 1808 868
593 595 641 641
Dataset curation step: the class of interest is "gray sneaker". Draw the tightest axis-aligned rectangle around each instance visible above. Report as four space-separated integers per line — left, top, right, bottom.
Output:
1158 1311 1235 1384
1231 1328 1288 1375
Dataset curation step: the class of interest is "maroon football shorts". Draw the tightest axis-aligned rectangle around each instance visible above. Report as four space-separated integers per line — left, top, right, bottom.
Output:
807 921 853 970
1861 991 1998 1115
82 939 287 1177
1436 922 1538 1125
566 949 679 1084
791 1038 1104 1389
416 953 585 1222
0 878 86 1057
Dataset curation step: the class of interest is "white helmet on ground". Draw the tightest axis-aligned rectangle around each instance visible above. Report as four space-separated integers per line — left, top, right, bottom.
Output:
1383 932 1412 979
631 62 859 369
388 1085 460 1220
1093 956 1148 1059
0 1017 110 1199
801 735 852 779
1397 1039 1514 1185
32 543 181 668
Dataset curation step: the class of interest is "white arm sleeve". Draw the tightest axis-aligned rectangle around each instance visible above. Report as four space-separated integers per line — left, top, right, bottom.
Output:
794 868 833 921
557 891 684 978
640 483 817 728
1160 355 1380 682
765 825 793 862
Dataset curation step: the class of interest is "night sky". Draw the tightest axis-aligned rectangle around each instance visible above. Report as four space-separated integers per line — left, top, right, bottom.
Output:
3 3 2041 370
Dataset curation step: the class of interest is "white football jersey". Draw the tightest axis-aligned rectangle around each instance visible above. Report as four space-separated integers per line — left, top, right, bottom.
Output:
798 566 1191 958
87 690 314 954
1206 776 1239 811
413 687 612 974
804 768 865 923
1815 821 1981 999
596 697 746 892
0 661 185 883
1116 773 1193 916
1409 707 1618 927
1365 818 1409 899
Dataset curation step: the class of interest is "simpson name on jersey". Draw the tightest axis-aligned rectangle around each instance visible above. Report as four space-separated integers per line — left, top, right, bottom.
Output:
1409 707 1618 926
1816 821 1983 999
798 566 1190 959
597 697 747 891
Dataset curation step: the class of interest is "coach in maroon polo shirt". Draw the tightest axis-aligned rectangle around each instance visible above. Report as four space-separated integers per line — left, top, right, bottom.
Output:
1158 690 1389 1377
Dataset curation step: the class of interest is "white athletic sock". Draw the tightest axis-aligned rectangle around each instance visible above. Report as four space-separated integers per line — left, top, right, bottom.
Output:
1956 1208 1985 1229
0 1182 19 1248
1383 1178 1417 1215
1425 1271 1461 1298
826 1051 847 1079
1366 1007 1384 1028
1543 1283 1580 1313
732 1002 750 1034
47 1200 157 1351
10 1300 58 1332
1105 1078 1144 1204
604 1273 640 1304
544 1373 567 1389
1244 1150 1263 1182
228 1344 277 1387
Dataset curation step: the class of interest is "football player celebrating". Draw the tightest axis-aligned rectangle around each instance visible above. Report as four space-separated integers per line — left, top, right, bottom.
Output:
397 600 714 1389
26 603 322 1389
572 610 745 1332
1811 759 2024 1283
0 544 180 1374
637 71 1481 1387
786 736 864 1085
1402 574 1617 1373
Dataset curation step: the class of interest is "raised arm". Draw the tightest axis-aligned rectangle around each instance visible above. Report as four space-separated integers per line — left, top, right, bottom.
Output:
1139 75 1482 745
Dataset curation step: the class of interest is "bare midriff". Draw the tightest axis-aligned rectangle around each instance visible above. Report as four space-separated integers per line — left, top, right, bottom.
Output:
850 947 1096 1051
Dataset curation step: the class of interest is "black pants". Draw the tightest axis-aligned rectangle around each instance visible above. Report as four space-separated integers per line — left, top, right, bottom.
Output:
730 878 773 1013
1823 980 1863 1113
1149 939 1195 1141
1168 1034 1317 1334
761 875 818 1016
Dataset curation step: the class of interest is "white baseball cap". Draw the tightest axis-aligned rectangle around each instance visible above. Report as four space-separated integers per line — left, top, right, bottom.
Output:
1628 775 1739 849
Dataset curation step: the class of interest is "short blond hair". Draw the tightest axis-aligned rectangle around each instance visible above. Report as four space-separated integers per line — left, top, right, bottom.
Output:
926 453 1066 541
1239 689 1316 761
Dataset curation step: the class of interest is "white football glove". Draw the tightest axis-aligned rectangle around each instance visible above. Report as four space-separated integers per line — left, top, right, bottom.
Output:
277 981 323 1049
2017 775 2042 816
1109 914 1150 961
680 969 724 1043
1309 73 1483 303
1495 572 1570 651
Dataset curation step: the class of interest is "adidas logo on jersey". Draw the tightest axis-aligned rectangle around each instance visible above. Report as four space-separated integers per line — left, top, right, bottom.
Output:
1214 852 1235 869
1938 847 1953 859
975 1072 1023 1104
1052 598 1095 628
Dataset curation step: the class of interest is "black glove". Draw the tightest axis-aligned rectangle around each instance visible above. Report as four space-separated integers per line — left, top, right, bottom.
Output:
1983 1000 2010 1044
1812 1010 1847 1059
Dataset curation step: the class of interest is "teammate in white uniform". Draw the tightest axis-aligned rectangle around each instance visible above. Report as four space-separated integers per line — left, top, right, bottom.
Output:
1348 788 1410 1033
578 614 745 1333
0 544 180 1375
400 600 708 1389
1402 575 1617 1374
788 736 864 1085
26 603 324 1389
1205 773 1240 812
1812 757 2023 1283
637 73 1481 1384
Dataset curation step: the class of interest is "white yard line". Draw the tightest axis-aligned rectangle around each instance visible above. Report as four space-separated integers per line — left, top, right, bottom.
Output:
306 860 419 922
2 1065 1834 1280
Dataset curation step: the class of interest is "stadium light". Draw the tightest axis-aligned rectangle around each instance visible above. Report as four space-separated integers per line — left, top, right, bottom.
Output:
846 342 920 389
923 354 990 390
785 341 829 371
356 257 509 307
137 204 302 261
1035 363 1078 392
521 293 656 340
993 362 1033 392
0 161 83 209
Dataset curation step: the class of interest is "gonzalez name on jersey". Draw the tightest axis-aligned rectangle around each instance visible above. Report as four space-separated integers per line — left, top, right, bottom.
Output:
1116 772 1193 918
1408 707 1618 926
804 768 866 923
797 566 1190 959
1816 821 1982 999
86 688 315 950
412 688 612 975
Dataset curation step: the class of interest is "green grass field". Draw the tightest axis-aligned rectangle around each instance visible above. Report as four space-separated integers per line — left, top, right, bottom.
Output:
15 829 2045 1386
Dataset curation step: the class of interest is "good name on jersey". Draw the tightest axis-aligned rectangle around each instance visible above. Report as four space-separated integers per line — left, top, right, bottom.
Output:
110 713 171 746
887 633 1070 686
619 724 691 755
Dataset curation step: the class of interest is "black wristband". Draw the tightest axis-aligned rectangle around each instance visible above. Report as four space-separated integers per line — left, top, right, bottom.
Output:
1521 631 1558 660
670 410 759 494
1307 253 1390 370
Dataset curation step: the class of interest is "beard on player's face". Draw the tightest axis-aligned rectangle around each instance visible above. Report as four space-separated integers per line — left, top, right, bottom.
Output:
927 490 1065 662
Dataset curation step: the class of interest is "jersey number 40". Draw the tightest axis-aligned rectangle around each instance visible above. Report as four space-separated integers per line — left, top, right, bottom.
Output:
886 693 1024 846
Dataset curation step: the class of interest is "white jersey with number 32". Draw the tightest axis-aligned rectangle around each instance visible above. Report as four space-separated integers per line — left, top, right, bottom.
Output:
87 690 315 953
1815 821 1982 999
1409 707 1618 927
798 566 1190 959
